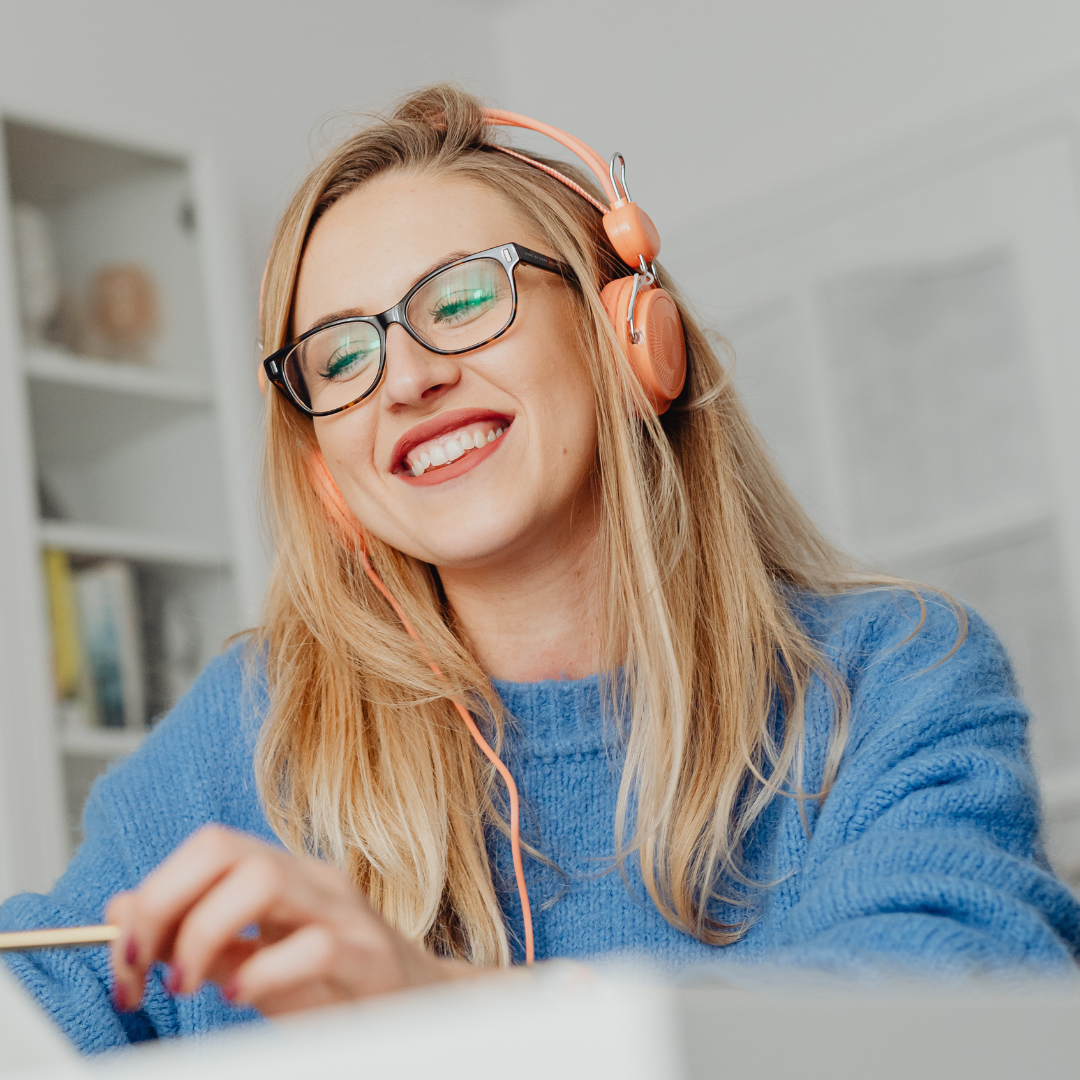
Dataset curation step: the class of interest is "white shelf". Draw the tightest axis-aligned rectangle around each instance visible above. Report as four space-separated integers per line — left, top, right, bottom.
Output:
38 519 229 568
60 726 145 759
25 347 212 405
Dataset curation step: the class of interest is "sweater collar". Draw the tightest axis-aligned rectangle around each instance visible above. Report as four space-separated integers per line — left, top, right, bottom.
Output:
490 672 617 759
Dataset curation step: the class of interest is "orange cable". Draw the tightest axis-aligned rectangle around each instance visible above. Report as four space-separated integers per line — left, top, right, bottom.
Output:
355 546 535 965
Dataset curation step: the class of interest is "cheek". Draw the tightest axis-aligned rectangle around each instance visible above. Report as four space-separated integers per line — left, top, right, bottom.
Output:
534 336 598 456
313 414 379 497
557 399 600 481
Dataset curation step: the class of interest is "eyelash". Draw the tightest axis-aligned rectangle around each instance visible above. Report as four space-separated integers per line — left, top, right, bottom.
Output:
431 286 499 322
321 345 374 381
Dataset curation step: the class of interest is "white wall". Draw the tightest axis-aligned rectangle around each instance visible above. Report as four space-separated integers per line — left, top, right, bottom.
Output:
493 0 1080 252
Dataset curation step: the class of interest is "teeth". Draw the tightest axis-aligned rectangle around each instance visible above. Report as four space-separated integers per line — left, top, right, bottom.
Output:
404 421 509 476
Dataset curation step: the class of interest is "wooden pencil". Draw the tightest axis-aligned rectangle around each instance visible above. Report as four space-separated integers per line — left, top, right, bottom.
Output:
0 925 120 952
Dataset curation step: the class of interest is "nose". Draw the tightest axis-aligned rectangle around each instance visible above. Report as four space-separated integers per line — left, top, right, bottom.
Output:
379 323 461 409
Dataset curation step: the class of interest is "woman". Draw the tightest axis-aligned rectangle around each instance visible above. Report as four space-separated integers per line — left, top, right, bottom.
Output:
3 85 1078 1053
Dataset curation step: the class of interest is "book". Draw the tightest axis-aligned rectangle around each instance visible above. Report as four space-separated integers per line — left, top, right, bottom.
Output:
73 561 145 730
41 548 81 701
135 566 205 725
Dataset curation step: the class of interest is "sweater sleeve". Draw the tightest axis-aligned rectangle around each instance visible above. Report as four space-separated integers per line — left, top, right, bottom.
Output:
0 783 171 1052
770 591 1080 976
0 645 267 1053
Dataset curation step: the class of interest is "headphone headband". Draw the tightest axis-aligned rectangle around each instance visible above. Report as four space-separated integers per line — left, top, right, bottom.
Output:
485 110 616 203
483 109 661 269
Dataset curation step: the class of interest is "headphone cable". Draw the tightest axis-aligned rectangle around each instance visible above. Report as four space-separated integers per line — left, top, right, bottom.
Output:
356 545 536 966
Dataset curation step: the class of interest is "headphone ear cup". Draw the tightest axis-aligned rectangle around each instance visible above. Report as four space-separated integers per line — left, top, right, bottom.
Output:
600 276 687 415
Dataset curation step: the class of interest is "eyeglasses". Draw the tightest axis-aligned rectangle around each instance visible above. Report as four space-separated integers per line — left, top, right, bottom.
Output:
262 243 573 417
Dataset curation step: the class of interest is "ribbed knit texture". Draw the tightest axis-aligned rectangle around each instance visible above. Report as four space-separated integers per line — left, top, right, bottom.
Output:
2 589 1078 1053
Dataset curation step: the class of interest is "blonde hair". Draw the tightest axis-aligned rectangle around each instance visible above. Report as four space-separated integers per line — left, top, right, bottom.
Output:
254 85 886 965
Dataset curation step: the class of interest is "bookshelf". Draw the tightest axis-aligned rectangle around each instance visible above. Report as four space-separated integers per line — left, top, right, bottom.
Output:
0 110 265 893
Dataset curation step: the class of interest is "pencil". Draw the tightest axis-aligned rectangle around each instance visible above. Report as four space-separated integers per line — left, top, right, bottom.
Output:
0 925 120 952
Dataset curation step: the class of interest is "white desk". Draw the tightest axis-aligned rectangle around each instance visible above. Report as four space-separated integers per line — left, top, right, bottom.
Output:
4 962 1079 1080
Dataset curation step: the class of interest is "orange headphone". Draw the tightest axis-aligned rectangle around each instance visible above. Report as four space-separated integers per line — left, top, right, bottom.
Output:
485 110 686 413
260 111 684 965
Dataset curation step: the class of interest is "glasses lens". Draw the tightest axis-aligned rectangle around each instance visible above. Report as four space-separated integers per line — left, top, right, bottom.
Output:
284 321 382 413
406 258 513 352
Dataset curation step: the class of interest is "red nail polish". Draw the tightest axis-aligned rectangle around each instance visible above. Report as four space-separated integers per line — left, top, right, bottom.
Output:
221 978 239 1003
124 937 138 967
112 984 128 1013
165 965 183 995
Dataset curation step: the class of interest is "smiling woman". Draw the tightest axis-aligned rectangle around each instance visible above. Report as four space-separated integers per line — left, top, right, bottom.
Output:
1 84 1078 1054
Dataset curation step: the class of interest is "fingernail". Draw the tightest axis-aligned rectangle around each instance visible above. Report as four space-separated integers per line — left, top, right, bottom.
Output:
165 965 183 995
111 984 128 1013
221 978 239 1003
124 936 138 967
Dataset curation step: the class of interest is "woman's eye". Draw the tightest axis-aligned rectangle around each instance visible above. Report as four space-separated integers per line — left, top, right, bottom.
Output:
431 285 500 325
321 341 379 381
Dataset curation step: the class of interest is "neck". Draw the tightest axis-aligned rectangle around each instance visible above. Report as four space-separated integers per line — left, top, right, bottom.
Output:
438 502 603 683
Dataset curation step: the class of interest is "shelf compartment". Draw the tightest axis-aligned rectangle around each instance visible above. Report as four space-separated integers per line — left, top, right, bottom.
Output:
5 119 181 209
29 376 230 547
25 347 212 405
6 118 213 383
39 519 229 568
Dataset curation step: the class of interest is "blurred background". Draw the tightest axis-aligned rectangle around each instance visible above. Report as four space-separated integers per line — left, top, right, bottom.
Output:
1 0 1080 900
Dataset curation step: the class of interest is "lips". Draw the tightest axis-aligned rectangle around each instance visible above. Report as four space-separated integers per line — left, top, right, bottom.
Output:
391 408 513 475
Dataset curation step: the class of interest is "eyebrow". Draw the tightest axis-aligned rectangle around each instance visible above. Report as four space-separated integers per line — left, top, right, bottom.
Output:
302 249 475 335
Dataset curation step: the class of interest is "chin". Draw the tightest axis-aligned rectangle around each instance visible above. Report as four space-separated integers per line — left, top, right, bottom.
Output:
404 508 530 568
419 530 523 570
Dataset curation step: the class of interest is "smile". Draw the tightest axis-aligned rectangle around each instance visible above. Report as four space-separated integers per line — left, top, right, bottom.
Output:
403 420 508 477
391 409 514 487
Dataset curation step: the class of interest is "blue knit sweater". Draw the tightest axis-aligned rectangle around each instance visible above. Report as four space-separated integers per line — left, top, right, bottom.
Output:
2 589 1078 1053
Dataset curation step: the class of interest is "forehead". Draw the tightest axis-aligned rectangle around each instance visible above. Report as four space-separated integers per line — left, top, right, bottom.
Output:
293 171 536 331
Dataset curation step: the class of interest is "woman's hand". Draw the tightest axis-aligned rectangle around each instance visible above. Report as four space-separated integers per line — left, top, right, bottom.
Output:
106 824 470 1016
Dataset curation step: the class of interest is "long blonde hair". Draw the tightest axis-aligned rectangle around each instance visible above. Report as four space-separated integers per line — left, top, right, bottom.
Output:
255 85 873 965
